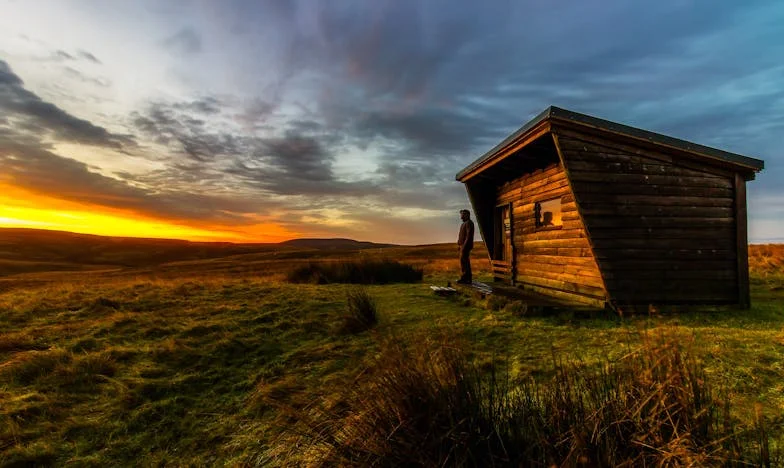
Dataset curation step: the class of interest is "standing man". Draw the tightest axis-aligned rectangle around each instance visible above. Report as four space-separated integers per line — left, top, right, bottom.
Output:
457 209 475 284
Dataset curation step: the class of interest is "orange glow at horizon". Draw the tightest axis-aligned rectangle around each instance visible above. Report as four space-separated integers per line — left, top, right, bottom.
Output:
0 184 298 243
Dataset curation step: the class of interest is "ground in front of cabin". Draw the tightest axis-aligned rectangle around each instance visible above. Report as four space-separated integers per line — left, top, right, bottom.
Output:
1 244 783 465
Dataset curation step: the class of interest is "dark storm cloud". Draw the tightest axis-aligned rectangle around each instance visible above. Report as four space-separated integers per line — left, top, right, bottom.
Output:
131 100 379 199
0 59 132 149
267 1 515 159
286 0 781 208
0 61 24 86
0 130 261 223
129 101 488 215
305 0 745 137
227 131 380 198
127 103 364 218
222 0 781 241
256 0 777 166
8 1 781 241
0 60 264 225
350 107 502 160
163 27 203 55
261 133 333 182
237 1 525 212
132 102 244 162
51 0 778 241
172 96 221 115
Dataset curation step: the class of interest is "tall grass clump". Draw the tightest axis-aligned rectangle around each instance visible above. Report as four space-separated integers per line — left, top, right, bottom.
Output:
0 348 72 385
340 288 378 334
749 244 784 275
749 244 784 291
286 258 423 285
261 331 775 467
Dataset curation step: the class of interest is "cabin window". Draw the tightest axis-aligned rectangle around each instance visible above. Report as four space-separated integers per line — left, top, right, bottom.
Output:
534 198 563 229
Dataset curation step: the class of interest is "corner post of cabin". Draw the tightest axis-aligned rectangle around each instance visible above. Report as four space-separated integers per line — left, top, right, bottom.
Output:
734 173 750 308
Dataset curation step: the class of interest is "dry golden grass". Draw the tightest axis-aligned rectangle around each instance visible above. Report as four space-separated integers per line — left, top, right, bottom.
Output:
264 328 776 467
750 244 784 274
0 242 781 465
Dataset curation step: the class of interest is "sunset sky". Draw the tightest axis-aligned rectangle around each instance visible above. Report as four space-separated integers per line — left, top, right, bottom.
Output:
1 0 782 244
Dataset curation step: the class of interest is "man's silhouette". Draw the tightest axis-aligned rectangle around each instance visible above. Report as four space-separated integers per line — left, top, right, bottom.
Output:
457 209 474 284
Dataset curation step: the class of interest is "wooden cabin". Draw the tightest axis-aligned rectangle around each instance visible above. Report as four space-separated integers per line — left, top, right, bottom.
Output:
456 106 764 309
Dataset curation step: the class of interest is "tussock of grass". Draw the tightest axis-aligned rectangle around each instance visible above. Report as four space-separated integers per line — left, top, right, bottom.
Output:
750 244 784 292
750 244 784 274
340 288 378 334
0 332 49 354
286 258 422 285
88 297 122 312
502 300 528 317
72 352 117 382
263 331 777 467
486 294 508 311
0 348 72 386
0 348 117 389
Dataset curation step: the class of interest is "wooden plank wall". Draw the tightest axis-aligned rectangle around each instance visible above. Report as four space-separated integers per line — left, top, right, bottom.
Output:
496 162 607 307
555 130 738 304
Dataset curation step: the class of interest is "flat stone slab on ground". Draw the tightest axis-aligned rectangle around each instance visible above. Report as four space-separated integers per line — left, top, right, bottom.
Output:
453 281 493 298
470 281 493 295
430 285 457 296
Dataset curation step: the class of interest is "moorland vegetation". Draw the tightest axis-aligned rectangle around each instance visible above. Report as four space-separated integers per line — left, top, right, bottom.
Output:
1 237 782 466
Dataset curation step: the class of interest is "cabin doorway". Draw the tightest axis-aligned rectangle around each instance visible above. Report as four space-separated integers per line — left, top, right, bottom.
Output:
492 203 514 282
495 204 512 261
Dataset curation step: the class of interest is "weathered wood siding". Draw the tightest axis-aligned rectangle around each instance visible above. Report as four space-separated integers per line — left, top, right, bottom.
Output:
496 162 607 307
555 130 738 304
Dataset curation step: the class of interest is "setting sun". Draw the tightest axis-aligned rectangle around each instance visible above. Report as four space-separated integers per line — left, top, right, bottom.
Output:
0 184 296 242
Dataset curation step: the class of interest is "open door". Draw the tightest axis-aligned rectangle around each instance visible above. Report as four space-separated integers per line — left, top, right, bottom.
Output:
492 203 514 283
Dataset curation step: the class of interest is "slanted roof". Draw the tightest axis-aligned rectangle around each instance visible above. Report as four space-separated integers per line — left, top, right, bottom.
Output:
456 106 765 182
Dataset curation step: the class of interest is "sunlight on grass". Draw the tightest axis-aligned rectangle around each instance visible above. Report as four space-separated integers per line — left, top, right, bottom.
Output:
0 244 782 465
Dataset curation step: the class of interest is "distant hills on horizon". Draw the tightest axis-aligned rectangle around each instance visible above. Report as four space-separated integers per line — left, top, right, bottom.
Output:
0 227 398 249
0 227 403 276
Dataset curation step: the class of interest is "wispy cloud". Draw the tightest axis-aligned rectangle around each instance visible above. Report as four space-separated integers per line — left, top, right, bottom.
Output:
77 49 101 64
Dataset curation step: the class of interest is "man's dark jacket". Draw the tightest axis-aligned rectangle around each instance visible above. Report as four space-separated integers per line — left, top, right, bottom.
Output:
458 219 475 251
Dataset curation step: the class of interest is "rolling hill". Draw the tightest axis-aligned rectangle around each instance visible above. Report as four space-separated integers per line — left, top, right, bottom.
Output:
280 238 395 250
0 228 397 276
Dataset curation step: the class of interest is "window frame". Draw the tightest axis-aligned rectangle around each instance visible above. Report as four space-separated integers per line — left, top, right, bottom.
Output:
534 197 564 231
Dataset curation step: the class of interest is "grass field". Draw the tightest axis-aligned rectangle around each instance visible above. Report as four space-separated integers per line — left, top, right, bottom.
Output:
1 240 783 465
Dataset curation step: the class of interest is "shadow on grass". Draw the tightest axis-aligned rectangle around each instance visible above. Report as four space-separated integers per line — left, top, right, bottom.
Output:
287 258 423 285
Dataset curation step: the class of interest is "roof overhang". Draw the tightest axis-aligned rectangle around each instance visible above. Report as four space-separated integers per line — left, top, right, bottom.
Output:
456 106 765 183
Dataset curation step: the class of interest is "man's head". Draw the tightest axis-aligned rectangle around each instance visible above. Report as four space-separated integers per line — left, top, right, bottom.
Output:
460 209 471 221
